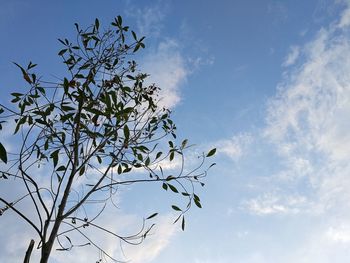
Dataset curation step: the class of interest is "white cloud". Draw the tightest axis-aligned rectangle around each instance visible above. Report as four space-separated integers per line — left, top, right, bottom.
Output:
215 133 253 161
187 56 215 72
141 39 188 109
326 223 350 243
0 206 177 263
214 133 253 160
338 1 350 28
244 192 308 215
246 1 350 221
280 220 350 263
282 45 300 67
125 1 167 38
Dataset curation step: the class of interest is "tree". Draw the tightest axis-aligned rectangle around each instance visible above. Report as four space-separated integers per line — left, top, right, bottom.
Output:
0 16 216 263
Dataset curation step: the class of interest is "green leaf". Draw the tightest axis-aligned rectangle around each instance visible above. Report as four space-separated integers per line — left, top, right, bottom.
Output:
194 198 202 208
63 78 69 93
117 165 122 174
37 86 46 95
58 38 66 45
181 139 188 149
95 18 100 30
133 43 141 53
193 193 201 202
11 97 21 103
131 31 137 40
171 205 181 211
74 23 80 32
166 175 175 181
14 62 32 84
11 92 24 97
117 15 122 26
206 148 216 157
155 151 162 159
162 183 168 191
169 151 174 161
27 61 37 69
123 125 130 141
50 149 60 168
181 216 185 231
79 165 85 176
168 184 178 193
146 213 158 220
14 116 26 134
56 165 66 172
58 49 68 56
61 105 75 112
0 143 7 164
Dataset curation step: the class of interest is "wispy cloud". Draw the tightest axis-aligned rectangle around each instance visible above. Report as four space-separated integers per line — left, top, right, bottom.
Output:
282 45 300 67
125 1 167 38
247 2 350 218
215 133 253 161
326 223 350 243
244 192 309 215
141 39 188 109
126 1 214 110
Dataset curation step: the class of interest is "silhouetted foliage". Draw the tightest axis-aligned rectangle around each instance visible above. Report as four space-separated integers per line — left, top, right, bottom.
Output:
0 16 215 263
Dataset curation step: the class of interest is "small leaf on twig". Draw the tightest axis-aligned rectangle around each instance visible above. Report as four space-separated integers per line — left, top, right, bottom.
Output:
0 143 7 164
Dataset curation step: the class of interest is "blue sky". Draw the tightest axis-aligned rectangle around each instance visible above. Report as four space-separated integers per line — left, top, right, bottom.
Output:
2 0 350 262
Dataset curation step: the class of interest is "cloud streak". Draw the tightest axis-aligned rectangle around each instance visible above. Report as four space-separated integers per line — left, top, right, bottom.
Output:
282 45 300 67
215 133 253 161
217 9 350 262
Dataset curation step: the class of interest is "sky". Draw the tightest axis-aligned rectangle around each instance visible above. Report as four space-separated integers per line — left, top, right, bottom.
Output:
1 0 350 262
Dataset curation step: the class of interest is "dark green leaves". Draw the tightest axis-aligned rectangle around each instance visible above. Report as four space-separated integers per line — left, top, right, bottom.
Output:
117 15 122 26
56 165 66 172
168 184 178 193
79 165 85 176
169 151 174 161
181 139 188 149
95 18 100 30
155 151 162 159
123 125 130 141
171 205 181 211
50 149 60 168
11 92 23 103
193 194 202 208
58 49 68 56
14 116 27 134
146 213 158 220
0 143 7 163
206 148 216 157
1 16 216 247
13 62 32 84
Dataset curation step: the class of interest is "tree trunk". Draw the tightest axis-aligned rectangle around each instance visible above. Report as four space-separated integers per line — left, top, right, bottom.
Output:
39 217 63 263
23 239 35 263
